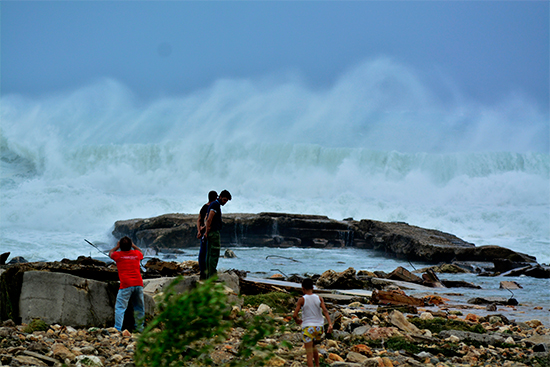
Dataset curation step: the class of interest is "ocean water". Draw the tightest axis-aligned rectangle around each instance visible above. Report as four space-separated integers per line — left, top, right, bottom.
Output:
1 59 549 272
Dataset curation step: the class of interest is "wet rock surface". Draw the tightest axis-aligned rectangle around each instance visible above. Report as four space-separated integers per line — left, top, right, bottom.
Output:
112 213 542 272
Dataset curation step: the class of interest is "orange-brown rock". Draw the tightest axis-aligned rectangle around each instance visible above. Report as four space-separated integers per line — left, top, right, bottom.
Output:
350 344 373 357
371 289 425 307
327 353 344 362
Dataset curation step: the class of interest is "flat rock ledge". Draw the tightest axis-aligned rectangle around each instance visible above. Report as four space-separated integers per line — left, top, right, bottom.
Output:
113 212 538 267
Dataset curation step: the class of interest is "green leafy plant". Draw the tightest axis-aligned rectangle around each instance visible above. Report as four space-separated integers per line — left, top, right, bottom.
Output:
135 277 231 366
135 276 284 367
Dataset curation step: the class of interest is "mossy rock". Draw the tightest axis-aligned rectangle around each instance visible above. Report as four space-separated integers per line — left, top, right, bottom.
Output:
365 336 420 354
23 318 49 333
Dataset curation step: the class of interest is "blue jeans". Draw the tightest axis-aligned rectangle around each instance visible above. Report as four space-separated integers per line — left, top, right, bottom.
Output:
114 286 144 332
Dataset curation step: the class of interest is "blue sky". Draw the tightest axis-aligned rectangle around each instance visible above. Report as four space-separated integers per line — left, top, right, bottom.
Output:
2 1 548 112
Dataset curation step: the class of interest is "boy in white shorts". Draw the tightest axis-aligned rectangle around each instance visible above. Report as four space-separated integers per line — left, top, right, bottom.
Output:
293 278 333 367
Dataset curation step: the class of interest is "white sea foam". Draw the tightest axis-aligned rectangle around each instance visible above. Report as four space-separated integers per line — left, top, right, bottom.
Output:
1 58 548 264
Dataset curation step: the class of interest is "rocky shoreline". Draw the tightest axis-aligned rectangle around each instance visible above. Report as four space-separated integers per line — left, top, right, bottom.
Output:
1 257 549 366
1 298 549 367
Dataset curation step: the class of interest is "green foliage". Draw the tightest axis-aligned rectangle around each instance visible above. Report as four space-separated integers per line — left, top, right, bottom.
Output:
23 318 49 333
135 277 284 367
423 343 460 357
409 317 486 334
532 355 550 367
243 292 295 314
135 277 231 367
364 337 420 354
385 337 420 353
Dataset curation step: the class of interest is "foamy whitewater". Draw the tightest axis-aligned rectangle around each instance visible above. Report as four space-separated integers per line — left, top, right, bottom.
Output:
1 58 549 273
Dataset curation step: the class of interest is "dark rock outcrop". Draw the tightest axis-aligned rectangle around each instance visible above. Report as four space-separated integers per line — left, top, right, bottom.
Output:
351 219 536 264
113 212 354 250
113 212 539 269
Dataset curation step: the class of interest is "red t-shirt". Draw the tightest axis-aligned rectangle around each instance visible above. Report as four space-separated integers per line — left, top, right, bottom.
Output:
111 249 144 289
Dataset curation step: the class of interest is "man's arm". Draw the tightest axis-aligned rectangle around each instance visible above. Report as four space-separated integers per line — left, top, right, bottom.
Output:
292 297 304 325
319 296 333 333
204 209 216 237
196 216 203 238
131 243 142 253
109 242 120 258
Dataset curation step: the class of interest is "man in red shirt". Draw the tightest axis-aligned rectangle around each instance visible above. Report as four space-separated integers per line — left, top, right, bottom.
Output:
109 236 144 332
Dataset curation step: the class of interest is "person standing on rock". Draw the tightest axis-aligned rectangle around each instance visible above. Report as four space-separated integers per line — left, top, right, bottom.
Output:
293 278 333 367
196 190 217 280
109 236 145 332
204 189 231 279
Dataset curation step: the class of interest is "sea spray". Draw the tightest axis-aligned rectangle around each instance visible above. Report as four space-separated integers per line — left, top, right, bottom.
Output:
1 58 548 264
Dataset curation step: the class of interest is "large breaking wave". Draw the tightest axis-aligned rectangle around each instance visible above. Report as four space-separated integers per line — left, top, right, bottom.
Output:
1 58 548 263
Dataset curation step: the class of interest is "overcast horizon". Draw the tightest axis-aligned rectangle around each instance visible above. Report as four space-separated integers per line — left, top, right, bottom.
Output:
2 1 548 114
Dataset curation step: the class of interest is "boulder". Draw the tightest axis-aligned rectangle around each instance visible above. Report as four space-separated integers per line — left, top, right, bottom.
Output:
371 290 424 307
316 267 364 289
439 330 506 346
217 271 240 294
386 267 422 284
389 310 422 335
224 249 237 258
346 351 368 363
19 271 116 327
421 269 444 288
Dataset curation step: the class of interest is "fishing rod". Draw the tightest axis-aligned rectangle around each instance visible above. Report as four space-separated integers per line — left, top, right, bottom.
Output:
86 239 148 272
84 239 110 257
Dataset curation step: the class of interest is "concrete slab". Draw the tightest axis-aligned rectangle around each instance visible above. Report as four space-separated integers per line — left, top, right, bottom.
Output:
334 289 373 297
